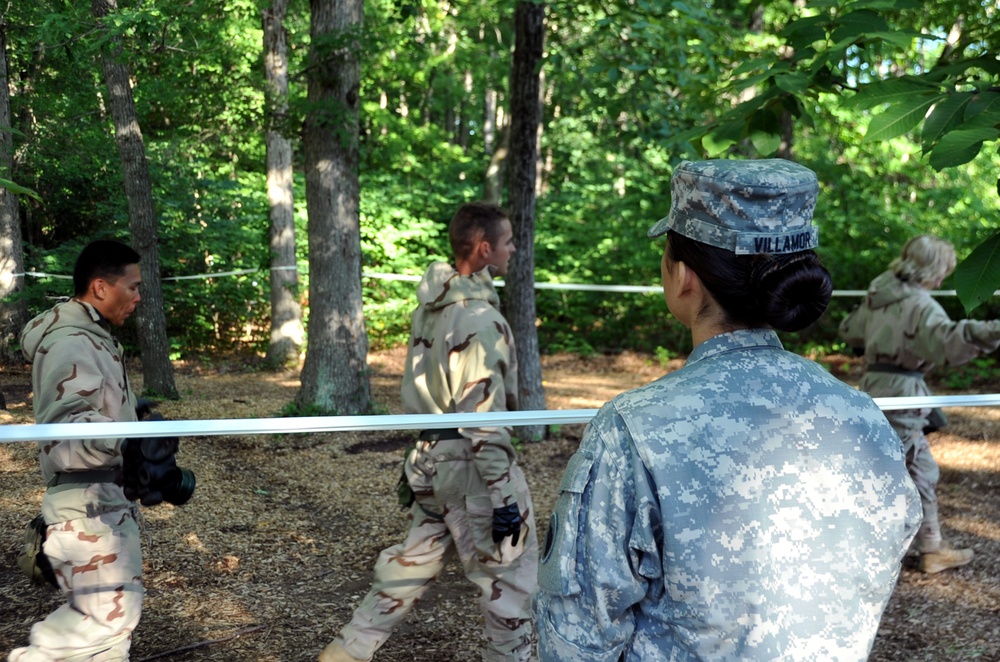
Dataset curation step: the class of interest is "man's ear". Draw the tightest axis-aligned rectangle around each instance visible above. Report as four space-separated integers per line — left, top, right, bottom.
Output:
90 278 109 302
471 239 492 269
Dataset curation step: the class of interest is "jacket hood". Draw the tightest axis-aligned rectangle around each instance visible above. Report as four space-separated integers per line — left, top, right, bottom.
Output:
864 270 922 310
21 299 110 363
416 262 500 311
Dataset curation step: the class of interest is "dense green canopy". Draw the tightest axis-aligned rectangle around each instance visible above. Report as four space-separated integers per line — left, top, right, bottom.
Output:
3 0 998 359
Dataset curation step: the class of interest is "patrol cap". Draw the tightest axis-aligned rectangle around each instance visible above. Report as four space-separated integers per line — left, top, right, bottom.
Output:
647 159 819 255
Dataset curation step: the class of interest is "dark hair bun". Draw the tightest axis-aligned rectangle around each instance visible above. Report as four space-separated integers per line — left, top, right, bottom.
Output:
751 253 832 332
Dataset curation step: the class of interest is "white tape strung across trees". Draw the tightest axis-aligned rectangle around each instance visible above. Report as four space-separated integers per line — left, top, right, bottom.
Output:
1 394 999 444
11 269 992 298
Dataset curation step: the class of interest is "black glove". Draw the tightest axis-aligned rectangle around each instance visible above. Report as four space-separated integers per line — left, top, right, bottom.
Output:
396 467 415 510
122 413 194 506
135 398 154 420
492 502 523 546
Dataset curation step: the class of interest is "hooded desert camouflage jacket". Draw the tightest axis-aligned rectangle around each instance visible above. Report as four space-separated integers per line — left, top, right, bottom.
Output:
21 299 138 522
401 261 519 508
839 270 1000 431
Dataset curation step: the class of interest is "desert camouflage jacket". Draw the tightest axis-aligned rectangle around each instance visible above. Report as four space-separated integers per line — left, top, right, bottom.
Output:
21 299 138 522
839 270 1000 431
534 328 921 661
401 262 520 508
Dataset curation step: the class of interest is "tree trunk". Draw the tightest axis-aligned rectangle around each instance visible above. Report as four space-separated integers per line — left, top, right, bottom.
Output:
92 0 177 399
484 87 497 155
263 0 303 369
0 14 28 365
296 0 371 415
484 125 508 205
505 2 546 442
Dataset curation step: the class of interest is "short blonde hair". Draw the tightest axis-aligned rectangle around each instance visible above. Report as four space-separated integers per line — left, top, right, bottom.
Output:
891 235 956 288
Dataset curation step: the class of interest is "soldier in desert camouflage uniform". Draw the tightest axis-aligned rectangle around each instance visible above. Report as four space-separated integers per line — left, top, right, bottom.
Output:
9 241 144 661
320 202 537 662
840 235 1000 573
533 160 922 661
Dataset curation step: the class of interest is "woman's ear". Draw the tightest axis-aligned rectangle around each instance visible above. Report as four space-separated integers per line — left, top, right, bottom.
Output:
673 260 698 299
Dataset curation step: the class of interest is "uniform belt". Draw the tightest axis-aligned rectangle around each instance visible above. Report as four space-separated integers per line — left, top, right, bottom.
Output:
52 469 123 486
867 363 924 379
418 428 463 442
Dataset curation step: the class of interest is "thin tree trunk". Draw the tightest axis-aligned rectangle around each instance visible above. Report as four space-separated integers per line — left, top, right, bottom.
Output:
92 0 177 399
296 0 371 415
263 0 303 369
505 1 546 442
484 87 497 155
484 125 508 205
0 14 28 365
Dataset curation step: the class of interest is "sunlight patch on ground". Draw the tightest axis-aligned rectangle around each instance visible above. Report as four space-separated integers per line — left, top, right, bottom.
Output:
948 514 1000 543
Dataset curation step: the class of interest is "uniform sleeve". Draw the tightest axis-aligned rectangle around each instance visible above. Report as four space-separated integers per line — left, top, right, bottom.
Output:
912 301 1000 368
451 316 520 508
533 408 649 660
33 335 124 472
838 300 868 351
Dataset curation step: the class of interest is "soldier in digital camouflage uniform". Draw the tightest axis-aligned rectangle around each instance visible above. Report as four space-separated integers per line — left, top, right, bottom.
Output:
840 235 1000 573
9 240 144 662
533 160 922 661
320 202 538 662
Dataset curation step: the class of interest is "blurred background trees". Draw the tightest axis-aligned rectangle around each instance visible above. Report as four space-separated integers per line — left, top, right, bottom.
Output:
0 0 996 379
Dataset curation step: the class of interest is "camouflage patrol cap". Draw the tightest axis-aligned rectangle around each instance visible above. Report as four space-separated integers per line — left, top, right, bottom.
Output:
647 159 819 255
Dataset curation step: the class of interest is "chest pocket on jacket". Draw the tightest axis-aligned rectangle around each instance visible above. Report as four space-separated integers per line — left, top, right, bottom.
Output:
538 448 595 597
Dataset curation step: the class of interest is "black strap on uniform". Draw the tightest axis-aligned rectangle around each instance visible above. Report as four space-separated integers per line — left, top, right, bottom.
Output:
418 428 463 442
867 363 924 379
51 469 123 487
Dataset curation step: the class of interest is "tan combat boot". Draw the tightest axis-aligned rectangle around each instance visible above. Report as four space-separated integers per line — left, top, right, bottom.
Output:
917 546 974 574
318 641 369 662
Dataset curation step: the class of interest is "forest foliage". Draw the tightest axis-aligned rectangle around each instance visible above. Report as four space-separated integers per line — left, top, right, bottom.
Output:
2 0 998 361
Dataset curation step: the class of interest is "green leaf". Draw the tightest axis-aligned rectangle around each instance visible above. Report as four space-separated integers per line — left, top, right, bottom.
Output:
703 121 743 156
732 56 773 78
0 177 41 201
832 11 889 44
785 25 827 50
966 91 1000 120
921 93 974 148
750 128 782 156
954 231 1000 314
0 124 28 139
928 126 1000 169
861 30 925 49
921 56 998 84
748 108 782 156
863 95 939 143
773 72 811 96
843 77 937 110
846 0 921 9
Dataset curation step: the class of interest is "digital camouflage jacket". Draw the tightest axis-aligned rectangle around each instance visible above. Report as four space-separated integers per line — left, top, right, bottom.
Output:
401 262 519 509
21 299 138 523
534 329 921 661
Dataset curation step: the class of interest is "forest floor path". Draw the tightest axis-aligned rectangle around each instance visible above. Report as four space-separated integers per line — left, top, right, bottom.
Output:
2 349 998 661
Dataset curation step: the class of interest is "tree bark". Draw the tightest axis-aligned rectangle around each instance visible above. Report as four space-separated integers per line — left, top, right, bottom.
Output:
263 0 304 369
296 0 371 415
92 0 177 399
484 87 497 155
0 14 28 365
505 2 546 441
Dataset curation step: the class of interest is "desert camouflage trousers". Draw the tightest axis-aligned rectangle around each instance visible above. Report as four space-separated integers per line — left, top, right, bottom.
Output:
337 448 538 662
8 508 143 662
892 418 942 552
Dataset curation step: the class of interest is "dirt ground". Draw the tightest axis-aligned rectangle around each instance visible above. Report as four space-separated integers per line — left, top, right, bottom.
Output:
1 348 999 661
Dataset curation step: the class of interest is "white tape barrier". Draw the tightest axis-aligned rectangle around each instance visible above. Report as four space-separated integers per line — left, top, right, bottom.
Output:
10 269 991 298
1 394 999 444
